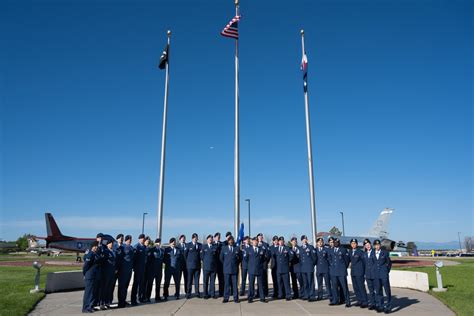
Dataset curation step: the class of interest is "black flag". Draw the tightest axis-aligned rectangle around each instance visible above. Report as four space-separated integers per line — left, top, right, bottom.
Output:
158 44 169 70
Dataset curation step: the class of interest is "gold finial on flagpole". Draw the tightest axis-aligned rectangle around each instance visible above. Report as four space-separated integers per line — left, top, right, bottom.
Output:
301 29 304 36
167 30 171 37
235 0 239 6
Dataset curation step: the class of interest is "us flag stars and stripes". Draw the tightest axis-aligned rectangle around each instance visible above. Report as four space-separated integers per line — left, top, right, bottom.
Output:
221 15 240 39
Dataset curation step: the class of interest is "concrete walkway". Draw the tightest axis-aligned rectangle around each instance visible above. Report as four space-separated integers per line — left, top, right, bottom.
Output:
30 286 454 316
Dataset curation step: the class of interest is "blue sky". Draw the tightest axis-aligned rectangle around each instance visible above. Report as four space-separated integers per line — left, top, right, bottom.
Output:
1 0 472 243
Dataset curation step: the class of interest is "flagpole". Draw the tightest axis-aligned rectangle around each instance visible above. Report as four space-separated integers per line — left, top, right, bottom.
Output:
301 29 318 245
157 30 171 239
234 0 240 239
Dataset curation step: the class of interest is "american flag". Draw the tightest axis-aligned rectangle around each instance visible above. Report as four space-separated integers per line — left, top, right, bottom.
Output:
221 15 240 39
301 52 308 74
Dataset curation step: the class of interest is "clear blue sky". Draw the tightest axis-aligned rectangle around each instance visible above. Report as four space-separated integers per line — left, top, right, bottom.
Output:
1 0 472 243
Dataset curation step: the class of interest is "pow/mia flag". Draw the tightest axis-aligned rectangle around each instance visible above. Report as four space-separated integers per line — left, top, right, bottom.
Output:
158 44 169 70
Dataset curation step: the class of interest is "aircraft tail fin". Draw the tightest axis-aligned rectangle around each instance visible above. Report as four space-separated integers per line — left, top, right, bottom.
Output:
368 208 393 238
45 213 64 238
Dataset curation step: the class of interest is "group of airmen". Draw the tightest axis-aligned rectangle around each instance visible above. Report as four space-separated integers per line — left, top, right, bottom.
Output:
82 232 393 314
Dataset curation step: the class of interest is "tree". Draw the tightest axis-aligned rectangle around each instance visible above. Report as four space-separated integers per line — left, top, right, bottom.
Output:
465 236 473 253
16 234 29 251
329 226 342 236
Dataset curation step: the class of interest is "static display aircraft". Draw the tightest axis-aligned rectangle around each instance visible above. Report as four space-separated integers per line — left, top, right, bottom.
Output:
318 208 410 251
35 213 97 252
26 237 62 256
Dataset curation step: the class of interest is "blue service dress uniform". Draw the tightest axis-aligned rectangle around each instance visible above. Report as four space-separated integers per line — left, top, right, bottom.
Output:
363 249 377 308
178 242 189 294
258 241 270 296
296 244 317 300
131 242 147 304
145 246 164 301
275 245 293 299
219 244 241 301
350 248 368 306
112 242 123 302
240 244 250 295
117 243 134 307
315 246 332 300
289 246 303 299
214 241 225 297
184 241 202 297
100 247 117 306
82 250 100 313
328 246 350 305
373 249 392 311
201 243 218 298
164 246 184 299
246 246 267 301
269 244 279 298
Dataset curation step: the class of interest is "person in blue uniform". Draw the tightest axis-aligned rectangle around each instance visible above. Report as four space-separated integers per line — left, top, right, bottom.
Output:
373 239 392 313
239 236 250 296
315 237 332 301
289 237 303 299
269 236 279 298
93 233 105 309
296 235 317 301
140 237 152 303
184 233 202 298
99 239 117 309
275 236 293 300
213 232 224 297
246 236 267 303
328 238 351 307
117 235 134 308
327 236 345 304
350 238 368 308
145 238 164 302
131 234 147 305
177 234 188 295
219 235 240 303
201 234 218 299
257 233 270 297
363 239 377 310
82 241 100 313
164 237 184 300
112 234 124 304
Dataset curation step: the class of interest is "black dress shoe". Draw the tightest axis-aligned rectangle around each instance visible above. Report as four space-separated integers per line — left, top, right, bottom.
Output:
308 298 315 302
175 296 180 300
361 303 368 308
222 298 229 303
384 308 391 314
345 303 351 308
260 299 267 303
163 297 168 301
213 296 218 299
377 307 384 313
234 299 239 303
368 305 375 310
186 294 191 299
354 302 361 307
248 299 253 303
329 302 336 306
131 302 138 306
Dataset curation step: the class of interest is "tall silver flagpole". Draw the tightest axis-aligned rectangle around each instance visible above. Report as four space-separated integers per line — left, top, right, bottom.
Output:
301 29 318 245
234 0 240 239
157 30 171 239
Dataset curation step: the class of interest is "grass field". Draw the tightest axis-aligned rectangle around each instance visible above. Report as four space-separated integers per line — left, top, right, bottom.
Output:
395 258 474 316
0 264 79 316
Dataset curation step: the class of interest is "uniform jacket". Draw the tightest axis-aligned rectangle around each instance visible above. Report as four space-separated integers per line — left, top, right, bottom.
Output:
373 249 392 279
83 250 100 280
349 248 365 277
289 246 301 273
184 242 202 269
246 246 267 276
363 249 376 279
219 244 241 275
133 242 147 272
164 246 184 270
148 246 164 275
315 246 330 274
275 245 293 274
296 244 317 273
201 243 218 272
328 247 350 276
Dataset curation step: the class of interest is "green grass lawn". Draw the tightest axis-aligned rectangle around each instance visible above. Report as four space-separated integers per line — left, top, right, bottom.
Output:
0 265 80 316
395 259 474 316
